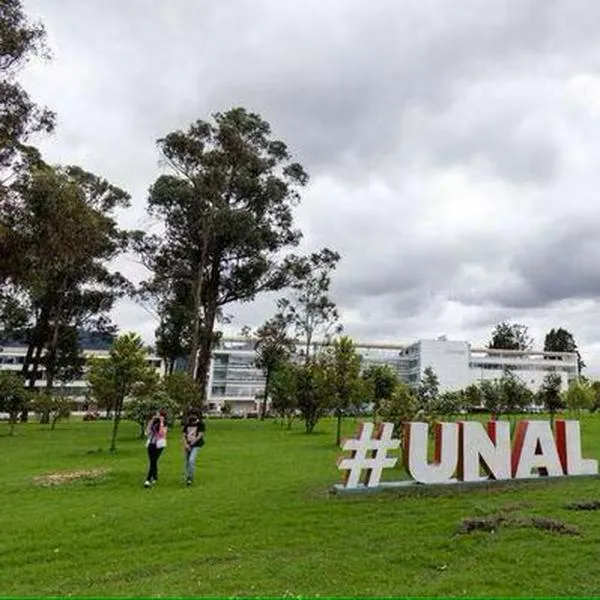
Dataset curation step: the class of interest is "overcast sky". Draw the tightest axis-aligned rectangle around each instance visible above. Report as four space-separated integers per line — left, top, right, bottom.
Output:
20 0 600 374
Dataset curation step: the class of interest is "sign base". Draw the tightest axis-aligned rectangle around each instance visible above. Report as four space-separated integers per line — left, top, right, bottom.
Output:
331 473 600 494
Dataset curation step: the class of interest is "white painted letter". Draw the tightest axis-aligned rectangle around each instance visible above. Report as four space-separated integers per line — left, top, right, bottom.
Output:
555 420 598 476
404 422 458 484
459 421 511 482
512 421 563 478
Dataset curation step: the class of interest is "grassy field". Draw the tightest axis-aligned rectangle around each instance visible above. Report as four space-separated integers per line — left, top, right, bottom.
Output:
2 414 600 597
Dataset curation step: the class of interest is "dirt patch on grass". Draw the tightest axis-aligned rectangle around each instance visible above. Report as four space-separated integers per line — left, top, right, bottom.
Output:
33 468 110 487
565 500 600 511
458 513 580 536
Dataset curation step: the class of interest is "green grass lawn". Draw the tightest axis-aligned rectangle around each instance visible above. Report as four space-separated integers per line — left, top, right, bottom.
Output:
2 414 600 597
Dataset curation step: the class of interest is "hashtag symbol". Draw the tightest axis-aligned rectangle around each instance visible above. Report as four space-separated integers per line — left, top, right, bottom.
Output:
337 422 399 488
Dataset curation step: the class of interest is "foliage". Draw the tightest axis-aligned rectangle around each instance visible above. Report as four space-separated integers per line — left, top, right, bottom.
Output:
362 364 398 418
321 336 367 445
87 332 157 451
479 380 503 415
488 322 533 351
0 370 27 434
544 327 585 375
31 393 70 430
479 372 533 416
163 371 203 415
433 390 464 417
220 400 232 415
498 370 534 415
463 384 483 412
1 164 131 425
269 360 298 429
275 248 342 361
418 366 439 414
565 379 594 415
296 359 331 433
0 0 54 183
537 373 564 424
590 381 600 413
379 382 418 440
254 313 295 419
136 107 309 402
125 390 179 439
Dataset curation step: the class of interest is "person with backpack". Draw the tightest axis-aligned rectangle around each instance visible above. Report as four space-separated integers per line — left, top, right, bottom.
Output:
144 409 168 488
182 410 205 486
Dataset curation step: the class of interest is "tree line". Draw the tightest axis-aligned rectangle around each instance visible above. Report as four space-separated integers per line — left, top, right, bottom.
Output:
0 3 595 451
0 1 338 430
249 320 594 446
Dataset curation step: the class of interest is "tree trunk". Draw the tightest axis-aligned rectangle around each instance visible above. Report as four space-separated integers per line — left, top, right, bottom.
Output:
109 397 124 452
43 281 68 423
336 410 342 447
9 413 16 435
261 370 271 420
194 253 221 406
50 415 58 430
187 226 210 380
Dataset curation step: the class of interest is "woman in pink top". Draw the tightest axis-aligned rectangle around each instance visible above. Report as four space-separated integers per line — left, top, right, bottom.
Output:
144 409 168 488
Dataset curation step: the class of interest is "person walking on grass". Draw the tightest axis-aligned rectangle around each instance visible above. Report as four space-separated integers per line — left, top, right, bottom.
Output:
182 410 205 486
144 409 168 488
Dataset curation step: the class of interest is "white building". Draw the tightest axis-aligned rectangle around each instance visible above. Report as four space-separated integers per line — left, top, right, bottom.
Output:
206 336 579 415
0 342 163 409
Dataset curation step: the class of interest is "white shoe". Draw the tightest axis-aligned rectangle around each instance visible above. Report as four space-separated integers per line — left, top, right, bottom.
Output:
144 480 151 488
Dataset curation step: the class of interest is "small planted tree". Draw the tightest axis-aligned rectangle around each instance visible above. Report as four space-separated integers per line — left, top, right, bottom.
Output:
270 361 298 429
379 382 418 442
254 314 295 420
275 248 342 362
590 381 600 413
125 390 179 439
296 359 332 433
565 379 594 417
362 364 398 421
31 393 70 430
433 390 464 420
322 336 366 446
463 384 483 414
0 371 28 435
537 373 563 426
418 366 439 417
163 371 203 417
480 380 503 417
87 332 158 451
498 370 533 422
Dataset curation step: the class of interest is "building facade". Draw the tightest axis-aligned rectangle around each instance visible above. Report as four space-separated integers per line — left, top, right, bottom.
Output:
206 336 579 415
0 340 163 410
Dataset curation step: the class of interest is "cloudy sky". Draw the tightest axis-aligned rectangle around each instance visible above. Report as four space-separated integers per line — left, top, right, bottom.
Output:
20 0 600 374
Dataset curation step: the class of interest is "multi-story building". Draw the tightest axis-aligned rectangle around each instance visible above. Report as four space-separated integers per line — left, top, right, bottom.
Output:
0 335 163 410
206 336 579 415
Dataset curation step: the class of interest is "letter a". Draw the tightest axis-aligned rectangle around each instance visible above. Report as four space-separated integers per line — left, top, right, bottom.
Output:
555 420 598 476
512 421 563 479
404 422 458 484
458 421 511 482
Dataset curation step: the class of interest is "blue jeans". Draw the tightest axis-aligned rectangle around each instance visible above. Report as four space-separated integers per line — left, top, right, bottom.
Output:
185 447 199 481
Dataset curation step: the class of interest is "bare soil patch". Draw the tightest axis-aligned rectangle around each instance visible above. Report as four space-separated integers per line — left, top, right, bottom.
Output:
33 468 109 487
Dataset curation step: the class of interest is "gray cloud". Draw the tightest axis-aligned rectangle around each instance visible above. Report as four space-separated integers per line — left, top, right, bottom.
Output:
19 0 600 375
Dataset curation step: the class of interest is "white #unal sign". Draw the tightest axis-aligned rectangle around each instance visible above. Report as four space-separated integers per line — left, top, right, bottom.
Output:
337 420 598 489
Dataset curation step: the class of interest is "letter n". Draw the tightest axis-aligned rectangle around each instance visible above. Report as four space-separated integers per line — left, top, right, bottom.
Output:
458 421 511 482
